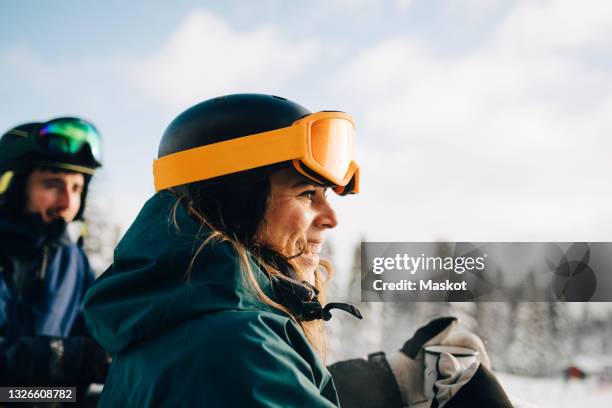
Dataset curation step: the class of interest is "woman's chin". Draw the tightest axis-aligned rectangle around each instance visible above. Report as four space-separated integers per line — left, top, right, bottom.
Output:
296 254 319 279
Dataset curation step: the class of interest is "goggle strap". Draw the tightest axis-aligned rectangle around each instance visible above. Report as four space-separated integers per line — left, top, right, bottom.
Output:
8 129 29 138
153 111 359 192
153 126 306 191
36 161 96 175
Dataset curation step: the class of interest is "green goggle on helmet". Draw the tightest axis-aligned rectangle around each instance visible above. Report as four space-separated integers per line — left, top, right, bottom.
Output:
36 117 102 170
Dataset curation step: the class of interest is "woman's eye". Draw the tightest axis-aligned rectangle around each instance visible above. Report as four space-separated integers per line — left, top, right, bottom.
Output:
299 189 317 199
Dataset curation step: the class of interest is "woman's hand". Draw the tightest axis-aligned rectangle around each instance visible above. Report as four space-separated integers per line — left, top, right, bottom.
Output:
387 317 512 408
328 316 514 408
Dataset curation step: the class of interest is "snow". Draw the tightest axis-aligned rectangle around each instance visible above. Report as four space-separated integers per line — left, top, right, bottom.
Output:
497 373 612 407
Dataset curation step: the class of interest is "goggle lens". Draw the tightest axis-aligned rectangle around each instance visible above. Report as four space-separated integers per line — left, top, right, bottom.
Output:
38 119 102 163
310 118 353 180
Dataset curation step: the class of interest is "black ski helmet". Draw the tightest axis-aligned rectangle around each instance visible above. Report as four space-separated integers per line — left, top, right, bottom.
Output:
0 122 43 173
0 118 102 220
158 94 311 158
159 94 313 244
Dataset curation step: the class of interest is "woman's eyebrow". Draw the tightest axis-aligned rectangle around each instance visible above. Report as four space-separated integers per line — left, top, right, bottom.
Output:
290 180 318 189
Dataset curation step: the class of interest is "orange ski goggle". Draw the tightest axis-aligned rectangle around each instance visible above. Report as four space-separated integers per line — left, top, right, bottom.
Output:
153 111 359 195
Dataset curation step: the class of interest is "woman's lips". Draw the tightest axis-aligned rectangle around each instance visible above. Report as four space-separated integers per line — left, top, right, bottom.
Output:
299 252 320 267
298 242 322 267
307 242 323 254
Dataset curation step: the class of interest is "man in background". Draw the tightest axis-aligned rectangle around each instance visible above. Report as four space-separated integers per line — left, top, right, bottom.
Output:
0 118 108 397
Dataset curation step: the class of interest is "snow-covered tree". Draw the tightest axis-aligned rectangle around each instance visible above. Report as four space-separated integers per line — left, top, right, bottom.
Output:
82 195 122 276
329 239 385 362
505 271 566 376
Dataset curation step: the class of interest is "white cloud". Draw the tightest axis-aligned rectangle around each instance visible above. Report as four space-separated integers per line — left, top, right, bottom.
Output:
395 0 415 12
333 0 612 242
443 0 509 20
1 46 132 115
496 0 612 54
132 10 318 109
338 38 435 101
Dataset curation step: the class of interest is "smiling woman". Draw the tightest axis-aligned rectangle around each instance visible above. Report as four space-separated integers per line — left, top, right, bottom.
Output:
83 93 361 407
258 168 339 286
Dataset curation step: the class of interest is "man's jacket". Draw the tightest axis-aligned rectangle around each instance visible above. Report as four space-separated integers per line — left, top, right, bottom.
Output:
0 212 97 385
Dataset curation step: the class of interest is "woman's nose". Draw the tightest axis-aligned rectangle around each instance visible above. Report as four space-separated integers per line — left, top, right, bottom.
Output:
315 197 338 230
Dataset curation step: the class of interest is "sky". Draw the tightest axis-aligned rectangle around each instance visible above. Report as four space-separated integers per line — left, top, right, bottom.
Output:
2 0 612 278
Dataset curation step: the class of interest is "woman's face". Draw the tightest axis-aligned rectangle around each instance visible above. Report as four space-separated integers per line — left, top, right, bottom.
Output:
256 168 338 282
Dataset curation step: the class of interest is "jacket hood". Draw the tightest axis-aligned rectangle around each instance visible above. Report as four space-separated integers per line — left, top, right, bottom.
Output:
83 191 278 353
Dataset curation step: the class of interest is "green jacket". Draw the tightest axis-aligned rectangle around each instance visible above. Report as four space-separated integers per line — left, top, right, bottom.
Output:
83 192 339 407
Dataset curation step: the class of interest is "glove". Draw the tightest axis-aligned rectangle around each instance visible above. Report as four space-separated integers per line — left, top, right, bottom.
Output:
430 352 482 407
81 337 111 384
328 317 511 408
387 316 493 407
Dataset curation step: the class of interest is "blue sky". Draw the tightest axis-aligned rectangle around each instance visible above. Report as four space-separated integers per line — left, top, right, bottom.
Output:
2 0 612 276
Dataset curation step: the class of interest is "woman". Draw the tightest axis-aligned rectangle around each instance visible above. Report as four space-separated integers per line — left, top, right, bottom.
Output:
84 94 513 407
83 94 362 407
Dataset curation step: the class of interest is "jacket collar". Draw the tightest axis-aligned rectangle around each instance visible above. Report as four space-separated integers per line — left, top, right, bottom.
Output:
0 211 70 255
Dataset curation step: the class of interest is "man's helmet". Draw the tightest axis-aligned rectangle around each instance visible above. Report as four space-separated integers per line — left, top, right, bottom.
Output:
0 117 102 220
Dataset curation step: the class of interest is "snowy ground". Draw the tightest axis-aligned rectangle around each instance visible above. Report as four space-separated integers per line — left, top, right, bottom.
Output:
498 373 612 407
88 372 612 406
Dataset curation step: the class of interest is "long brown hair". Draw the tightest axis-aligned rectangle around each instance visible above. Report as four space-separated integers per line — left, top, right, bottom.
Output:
169 169 333 360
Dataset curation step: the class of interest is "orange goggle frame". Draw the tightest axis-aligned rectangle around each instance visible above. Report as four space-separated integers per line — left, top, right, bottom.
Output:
153 111 359 195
